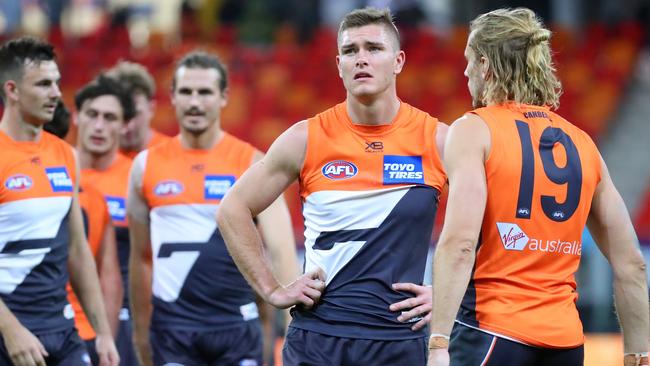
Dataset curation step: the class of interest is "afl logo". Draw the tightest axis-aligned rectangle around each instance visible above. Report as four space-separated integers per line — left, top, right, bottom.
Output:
322 160 358 180
5 174 33 191
154 180 184 197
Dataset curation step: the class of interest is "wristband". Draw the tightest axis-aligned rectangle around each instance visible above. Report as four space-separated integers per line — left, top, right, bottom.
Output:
428 333 450 350
624 353 649 366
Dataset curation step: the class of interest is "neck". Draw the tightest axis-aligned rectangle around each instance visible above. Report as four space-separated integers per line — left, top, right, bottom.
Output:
346 90 401 126
179 122 223 150
78 148 118 171
138 128 153 151
0 107 43 142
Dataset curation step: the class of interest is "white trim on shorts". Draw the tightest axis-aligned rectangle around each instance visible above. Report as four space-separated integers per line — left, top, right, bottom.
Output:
454 320 531 346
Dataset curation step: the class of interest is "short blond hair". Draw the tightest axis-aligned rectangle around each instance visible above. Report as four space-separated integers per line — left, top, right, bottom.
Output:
338 7 400 50
469 8 562 109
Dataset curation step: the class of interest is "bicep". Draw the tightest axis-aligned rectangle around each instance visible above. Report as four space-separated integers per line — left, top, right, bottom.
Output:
587 157 638 262
439 116 490 244
68 156 86 252
127 153 150 225
225 121 306 216
129 219 152 261
98 221 118 275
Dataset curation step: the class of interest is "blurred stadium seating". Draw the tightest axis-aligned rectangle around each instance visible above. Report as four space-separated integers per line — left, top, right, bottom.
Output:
0 10 648 365
0 18 648 244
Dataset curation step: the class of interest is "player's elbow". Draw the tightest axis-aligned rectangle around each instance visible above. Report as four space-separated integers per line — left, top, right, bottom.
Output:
436 235 477 266
612 251 647 283
216 193 247 229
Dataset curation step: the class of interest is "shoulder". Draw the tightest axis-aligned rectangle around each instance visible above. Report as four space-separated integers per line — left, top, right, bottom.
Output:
129 150 149 186
449 113 489 135
265 120 308 173
43 131 75 156
445 113 491 159
223 132 258 153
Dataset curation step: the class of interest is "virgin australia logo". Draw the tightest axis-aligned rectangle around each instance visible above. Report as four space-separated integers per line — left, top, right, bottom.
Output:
496 222 529 251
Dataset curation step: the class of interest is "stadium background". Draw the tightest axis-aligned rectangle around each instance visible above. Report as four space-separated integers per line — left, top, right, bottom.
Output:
1 0 649 365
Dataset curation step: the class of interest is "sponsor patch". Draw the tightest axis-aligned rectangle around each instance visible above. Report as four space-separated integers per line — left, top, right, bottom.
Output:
365 141 384 153
496 222 529 251
497 222 582 255
119 307 130 321
63 303 75 319
154 180 184 197
322 160 358 180
205 175 236 200
105 196 127 222
240 302 259 321
382 155 424 185
45 167 73 192
4 174 33 191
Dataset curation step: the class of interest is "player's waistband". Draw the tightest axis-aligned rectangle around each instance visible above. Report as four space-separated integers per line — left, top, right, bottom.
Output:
290 308 427 341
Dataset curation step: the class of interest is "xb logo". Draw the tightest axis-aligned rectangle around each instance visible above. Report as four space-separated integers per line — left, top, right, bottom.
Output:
365 141 384 153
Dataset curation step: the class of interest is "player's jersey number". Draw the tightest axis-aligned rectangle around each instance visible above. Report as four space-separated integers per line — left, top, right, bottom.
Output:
514 120 582 222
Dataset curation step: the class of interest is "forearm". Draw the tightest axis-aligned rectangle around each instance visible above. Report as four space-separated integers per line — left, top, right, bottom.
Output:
257 197 299 327
258 197 300 286
100 266 123 337
69 244 112 336
0 299 21 334
588 197 649 354
613 259 649 353
430 240 476 336
218 199 282 301
129 260 153 340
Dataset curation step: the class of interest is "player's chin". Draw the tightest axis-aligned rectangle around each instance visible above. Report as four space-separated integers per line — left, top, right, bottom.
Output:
350 87 378 99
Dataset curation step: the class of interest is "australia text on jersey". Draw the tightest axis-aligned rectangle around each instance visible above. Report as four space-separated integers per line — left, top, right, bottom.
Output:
497 222 581 256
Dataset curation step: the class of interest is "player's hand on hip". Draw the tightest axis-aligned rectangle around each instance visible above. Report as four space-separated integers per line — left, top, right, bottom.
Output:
94 333 120 366
268 267 326 309
1 323 48 366
427 348 450 366
389 282 432 331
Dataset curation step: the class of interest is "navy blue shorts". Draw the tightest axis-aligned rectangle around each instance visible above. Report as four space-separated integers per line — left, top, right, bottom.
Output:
116 314 139 366
0 327 90 365
449 322 584 366
150 322 263 366
84 339 98 366
283 327 427 366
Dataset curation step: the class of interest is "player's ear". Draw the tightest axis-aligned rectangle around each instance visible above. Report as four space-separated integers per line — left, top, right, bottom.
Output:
336 55 343 79
394 50 405 75
4 79 19 103
220 87 228 108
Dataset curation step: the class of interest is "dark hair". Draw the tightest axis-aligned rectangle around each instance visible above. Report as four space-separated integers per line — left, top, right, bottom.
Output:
172 51 228 92
43 101 71 139
0 36 56 101
75 74 136 121
105 60 156 99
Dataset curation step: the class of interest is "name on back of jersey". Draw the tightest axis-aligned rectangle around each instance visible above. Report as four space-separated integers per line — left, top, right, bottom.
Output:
383 155 424 185
204 175 236 200
45 167 73 192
